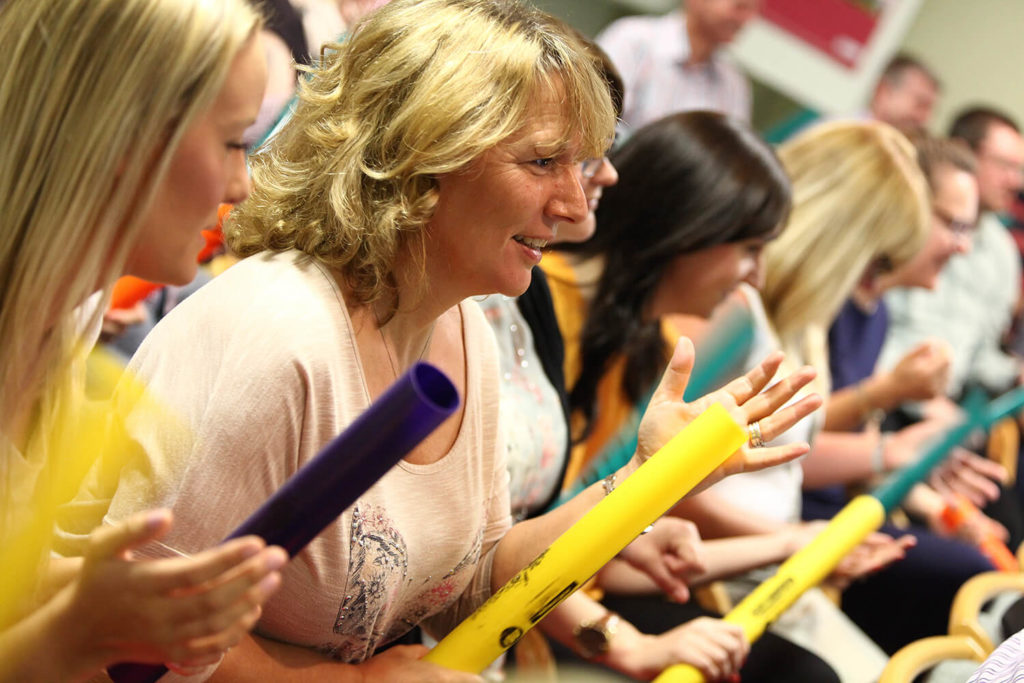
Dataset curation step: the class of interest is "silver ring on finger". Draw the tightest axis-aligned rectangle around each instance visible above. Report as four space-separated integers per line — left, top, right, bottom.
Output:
747 420 765 448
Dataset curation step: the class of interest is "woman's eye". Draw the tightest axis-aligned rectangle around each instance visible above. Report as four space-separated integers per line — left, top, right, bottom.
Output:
227 142 248 152
532 157 555 169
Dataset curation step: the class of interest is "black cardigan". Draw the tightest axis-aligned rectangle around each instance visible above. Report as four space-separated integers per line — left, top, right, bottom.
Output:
516 266 573 514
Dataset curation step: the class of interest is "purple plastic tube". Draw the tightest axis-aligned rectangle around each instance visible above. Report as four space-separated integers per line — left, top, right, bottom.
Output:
108 362 459 683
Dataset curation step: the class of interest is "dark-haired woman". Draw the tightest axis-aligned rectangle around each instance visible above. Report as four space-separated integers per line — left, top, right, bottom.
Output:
544 113 925 682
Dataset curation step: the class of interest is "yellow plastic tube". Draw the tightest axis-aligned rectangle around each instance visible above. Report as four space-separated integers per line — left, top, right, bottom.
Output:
2 349 156 628
654 494 886 683
424 403 746 673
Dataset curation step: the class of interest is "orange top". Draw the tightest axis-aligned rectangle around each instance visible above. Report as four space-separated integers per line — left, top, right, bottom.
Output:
541 252 679 489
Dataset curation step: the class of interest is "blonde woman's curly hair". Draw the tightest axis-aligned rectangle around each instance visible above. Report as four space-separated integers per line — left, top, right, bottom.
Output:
228 0 616 317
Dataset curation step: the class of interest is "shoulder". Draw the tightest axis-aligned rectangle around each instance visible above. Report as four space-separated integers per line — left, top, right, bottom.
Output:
142 251 349 357
598 11 680 50
130 250 363 414
461 298 499 379
981 216 1021 268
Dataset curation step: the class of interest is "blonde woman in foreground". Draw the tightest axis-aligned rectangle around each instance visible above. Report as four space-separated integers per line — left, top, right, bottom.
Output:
0 0 287 679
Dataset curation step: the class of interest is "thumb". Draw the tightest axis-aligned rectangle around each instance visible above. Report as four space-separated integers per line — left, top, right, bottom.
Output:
86 508 173 561
663 551 704 583
908 341 934 358
650 337 696 406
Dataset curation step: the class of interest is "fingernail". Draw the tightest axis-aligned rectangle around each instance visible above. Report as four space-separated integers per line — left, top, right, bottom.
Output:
238 540 262 559
258 573 282 594
146 509 170 530
264 547 288 570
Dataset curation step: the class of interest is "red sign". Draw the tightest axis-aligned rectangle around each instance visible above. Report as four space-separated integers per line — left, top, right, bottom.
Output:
760 0 884 69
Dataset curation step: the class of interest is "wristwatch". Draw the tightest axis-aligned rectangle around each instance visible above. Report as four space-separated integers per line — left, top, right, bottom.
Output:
572 611 620 659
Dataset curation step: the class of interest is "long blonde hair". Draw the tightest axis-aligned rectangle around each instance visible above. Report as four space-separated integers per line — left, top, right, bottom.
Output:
762 121 930 386
0 0 260 432
228 0 616 319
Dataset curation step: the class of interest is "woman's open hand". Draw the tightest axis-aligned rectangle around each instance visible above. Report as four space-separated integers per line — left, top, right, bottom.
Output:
635 338 822 495
928 447 1007 507
826 530 915 590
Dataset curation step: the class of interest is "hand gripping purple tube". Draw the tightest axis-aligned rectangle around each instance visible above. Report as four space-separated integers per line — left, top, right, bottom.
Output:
108 362 459 683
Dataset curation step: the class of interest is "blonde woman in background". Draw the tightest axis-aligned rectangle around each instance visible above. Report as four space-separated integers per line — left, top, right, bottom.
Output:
0 0 288 679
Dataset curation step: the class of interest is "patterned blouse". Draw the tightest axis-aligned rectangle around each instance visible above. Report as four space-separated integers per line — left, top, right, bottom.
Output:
478 295 568 520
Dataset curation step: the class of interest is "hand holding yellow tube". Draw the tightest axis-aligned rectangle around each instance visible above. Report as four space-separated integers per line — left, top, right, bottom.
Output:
654 495 886 683
424 403 747 673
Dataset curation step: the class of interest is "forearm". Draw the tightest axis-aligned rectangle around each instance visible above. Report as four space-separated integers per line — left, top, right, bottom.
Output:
696 533 801 582
594 559 662 595
539 591 653 677
668 491 784 540
825 375 897 432
800 430 879 488
491 459 639 589
208 633 361 682
539 591 613 653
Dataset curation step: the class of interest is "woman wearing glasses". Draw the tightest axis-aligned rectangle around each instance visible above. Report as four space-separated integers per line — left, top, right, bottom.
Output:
528 110 853 682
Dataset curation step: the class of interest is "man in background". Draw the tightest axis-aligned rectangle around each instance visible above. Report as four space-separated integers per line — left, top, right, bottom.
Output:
882 107 1024 403
868 53 941 130
598 0 759 131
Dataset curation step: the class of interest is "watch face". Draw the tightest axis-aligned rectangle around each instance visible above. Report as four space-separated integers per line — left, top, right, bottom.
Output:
576 625 610 658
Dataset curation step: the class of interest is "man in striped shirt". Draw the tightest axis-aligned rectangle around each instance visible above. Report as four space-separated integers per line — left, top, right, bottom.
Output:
597 0 758 132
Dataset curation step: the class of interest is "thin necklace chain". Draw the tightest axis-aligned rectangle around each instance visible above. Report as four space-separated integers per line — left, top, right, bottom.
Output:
375 307 436 380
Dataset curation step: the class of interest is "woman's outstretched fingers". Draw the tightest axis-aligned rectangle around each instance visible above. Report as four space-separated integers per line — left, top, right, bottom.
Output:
741 365 817 422
753 393 823 444
719 351 785 405
146 535 271 595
